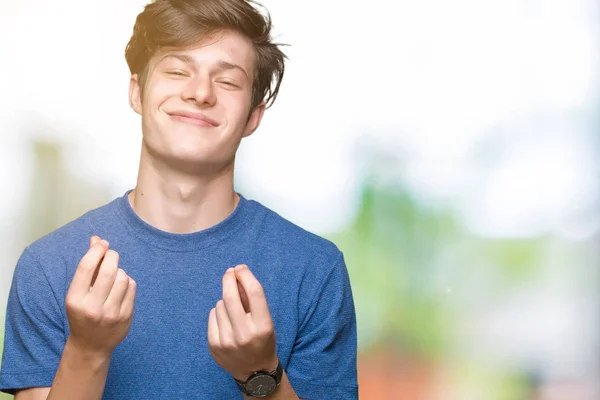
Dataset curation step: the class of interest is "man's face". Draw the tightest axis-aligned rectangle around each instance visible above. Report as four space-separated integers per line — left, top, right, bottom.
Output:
129 29 264 173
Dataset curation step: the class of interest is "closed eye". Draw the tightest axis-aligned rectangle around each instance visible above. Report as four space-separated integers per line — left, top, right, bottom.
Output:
165 70 188 77
218 81 240 89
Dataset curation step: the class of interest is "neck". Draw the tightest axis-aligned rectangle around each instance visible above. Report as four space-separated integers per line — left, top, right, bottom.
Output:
129 147 240 234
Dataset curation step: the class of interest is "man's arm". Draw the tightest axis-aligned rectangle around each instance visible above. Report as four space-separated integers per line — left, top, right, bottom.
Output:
275 252 358 399
11 236 136 400
14 388 50 400
15 341 109 400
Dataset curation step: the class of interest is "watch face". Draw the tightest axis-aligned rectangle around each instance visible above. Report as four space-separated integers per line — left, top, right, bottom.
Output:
246 374 277 397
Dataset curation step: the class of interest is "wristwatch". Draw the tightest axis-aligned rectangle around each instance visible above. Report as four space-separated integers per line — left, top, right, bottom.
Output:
234 360 283 398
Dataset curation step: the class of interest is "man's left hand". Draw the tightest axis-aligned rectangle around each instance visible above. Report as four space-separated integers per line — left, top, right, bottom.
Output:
208 264 279 382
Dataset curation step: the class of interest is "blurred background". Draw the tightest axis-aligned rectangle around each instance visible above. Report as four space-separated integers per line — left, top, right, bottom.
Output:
1 0 599 399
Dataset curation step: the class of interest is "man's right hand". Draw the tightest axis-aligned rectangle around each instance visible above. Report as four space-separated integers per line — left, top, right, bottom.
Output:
64 236 136 358
16 237 137 400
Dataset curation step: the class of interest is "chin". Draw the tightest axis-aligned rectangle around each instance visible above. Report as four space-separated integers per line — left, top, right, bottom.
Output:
164 149 234 174
143 137 234 173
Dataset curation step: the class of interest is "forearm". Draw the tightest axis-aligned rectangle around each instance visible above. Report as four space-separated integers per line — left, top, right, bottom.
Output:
243 371 299 400
46 338 111 400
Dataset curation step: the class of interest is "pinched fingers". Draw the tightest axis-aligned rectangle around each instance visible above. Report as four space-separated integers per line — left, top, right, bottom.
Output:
65 237 137 356
222 268 247 327
208 265 278 382
90 249 120 304
233 264 272 327
69 239 110 299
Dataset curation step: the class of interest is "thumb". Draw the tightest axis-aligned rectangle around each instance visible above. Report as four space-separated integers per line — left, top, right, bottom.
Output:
90 236 101 248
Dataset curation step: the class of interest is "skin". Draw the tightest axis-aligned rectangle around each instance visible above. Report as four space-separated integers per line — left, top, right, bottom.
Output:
16 30 298 400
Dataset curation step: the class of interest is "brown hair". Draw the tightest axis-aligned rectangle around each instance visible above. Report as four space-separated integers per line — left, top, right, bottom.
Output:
125 0 286 110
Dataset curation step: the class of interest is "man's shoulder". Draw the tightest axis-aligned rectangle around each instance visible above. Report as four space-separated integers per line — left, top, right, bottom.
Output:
25 197 119 258
249 199 342 263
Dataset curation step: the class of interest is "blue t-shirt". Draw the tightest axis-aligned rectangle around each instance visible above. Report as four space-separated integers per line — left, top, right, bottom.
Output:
0 191 358 399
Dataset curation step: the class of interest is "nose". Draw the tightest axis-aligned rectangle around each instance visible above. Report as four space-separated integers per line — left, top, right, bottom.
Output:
181 75 216 107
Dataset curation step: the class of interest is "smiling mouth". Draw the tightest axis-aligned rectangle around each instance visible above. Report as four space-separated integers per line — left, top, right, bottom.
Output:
168 114 218 128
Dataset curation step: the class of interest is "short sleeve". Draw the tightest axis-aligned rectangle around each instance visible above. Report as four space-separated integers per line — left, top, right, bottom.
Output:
286 252 358 399
0 247 65 395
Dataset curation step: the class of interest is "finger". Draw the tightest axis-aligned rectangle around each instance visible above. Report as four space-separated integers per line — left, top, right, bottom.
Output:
207 307 220 347
238 280 250 313
90 237 104 287
222 268 247 332
90 249 120 304
90 236 101 248
234 264 272 325
215 300 233 345
69 240 109 298
104 268 130 311
120 278 136 318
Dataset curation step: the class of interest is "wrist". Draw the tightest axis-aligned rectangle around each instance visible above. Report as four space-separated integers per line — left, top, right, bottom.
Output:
64 337 113 369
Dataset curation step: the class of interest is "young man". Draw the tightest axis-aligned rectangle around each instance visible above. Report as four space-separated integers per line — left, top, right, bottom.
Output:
0 0 357 399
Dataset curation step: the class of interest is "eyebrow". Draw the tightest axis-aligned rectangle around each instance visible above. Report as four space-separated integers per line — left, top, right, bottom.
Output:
159 54 249 78
217 60 249 78
160 53 195 65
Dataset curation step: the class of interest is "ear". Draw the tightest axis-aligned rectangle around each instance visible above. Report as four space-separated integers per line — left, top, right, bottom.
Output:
129 74 143 115
242 102 266 138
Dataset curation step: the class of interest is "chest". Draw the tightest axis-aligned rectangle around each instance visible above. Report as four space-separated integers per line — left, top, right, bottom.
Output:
94 250 298 398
